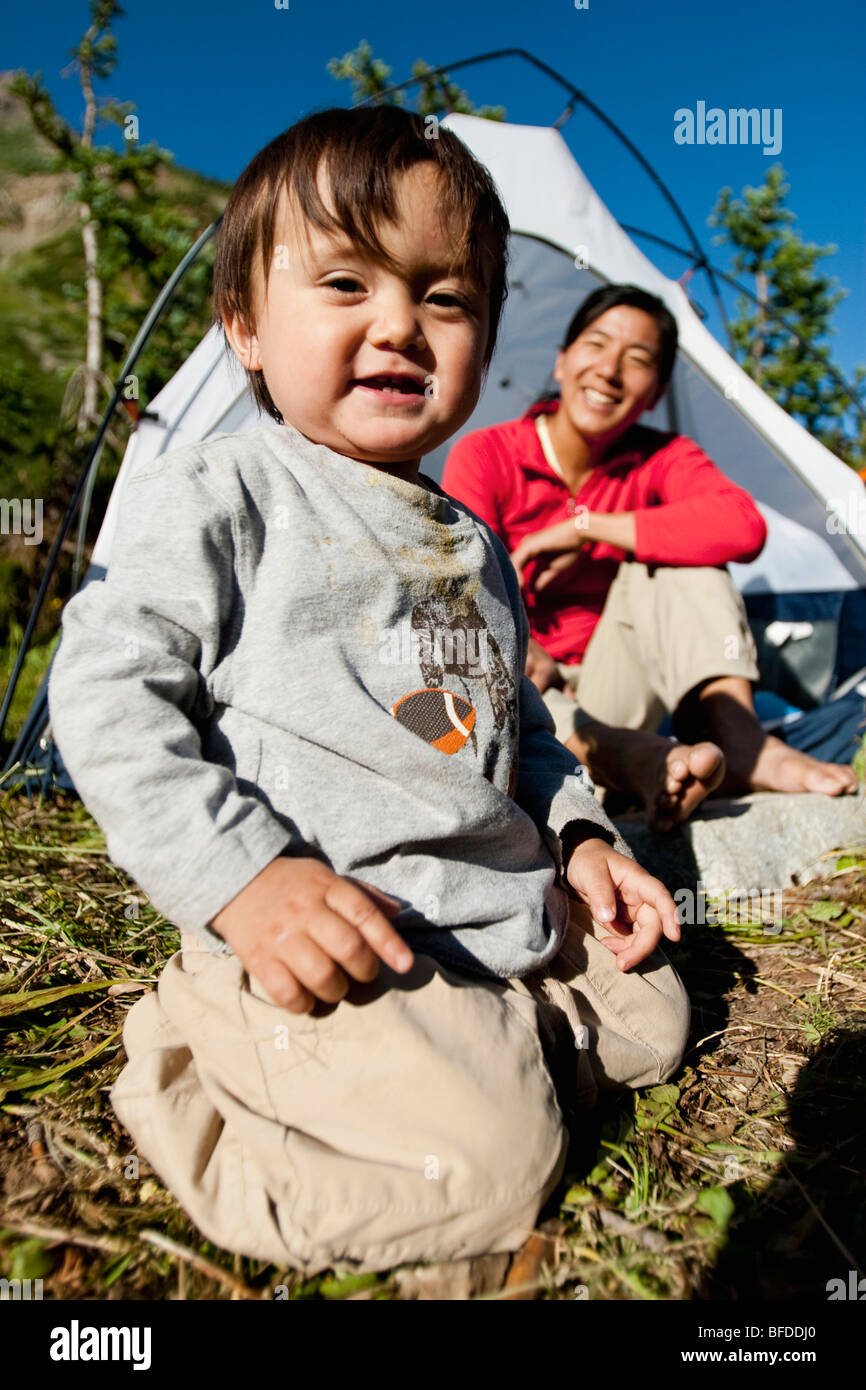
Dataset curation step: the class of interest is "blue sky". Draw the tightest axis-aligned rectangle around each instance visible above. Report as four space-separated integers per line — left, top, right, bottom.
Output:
6 0 865 380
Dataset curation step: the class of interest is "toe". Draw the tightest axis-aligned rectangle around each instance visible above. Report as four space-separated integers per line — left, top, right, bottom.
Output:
689 742 725 780
811 761 861 795
806 769 848 794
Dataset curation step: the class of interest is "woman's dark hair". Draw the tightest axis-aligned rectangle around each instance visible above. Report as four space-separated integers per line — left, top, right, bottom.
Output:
528 283 679 414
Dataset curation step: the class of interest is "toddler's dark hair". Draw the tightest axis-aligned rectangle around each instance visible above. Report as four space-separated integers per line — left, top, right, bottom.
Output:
212 105 511 422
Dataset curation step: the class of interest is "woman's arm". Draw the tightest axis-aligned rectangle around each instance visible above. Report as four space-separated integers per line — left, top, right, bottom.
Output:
510 438 767 588
510 511 637 591
632 438 767 566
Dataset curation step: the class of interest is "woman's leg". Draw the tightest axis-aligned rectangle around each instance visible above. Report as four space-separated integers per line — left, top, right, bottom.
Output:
675 674 859 796
567 562 859 811
577 560 761 725
542 562 728 827
606 561 857 795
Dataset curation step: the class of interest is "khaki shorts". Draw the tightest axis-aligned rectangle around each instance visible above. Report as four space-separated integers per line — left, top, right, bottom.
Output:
543 560 760 744
110 900 689 1274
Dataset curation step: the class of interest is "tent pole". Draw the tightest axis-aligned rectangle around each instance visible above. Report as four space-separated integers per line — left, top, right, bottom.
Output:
71 428 110 595
565 88 734 355
665 369 681 436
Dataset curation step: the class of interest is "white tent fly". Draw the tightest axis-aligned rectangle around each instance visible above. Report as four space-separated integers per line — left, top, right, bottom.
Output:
6 113 866 785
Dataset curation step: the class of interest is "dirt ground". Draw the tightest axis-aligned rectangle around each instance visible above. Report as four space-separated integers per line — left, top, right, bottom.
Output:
1 789 864 1301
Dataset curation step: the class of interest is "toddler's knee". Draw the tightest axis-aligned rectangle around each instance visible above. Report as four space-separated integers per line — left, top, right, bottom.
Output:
339 1070 569 1270
654 975 691 1083
444 1106 568 1261
467 1068 565 1191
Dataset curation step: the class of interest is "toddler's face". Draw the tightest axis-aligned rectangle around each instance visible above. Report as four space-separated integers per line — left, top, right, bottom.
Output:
225 162 490 475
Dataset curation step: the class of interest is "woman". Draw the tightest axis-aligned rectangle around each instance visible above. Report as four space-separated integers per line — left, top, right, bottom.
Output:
442 283 858 830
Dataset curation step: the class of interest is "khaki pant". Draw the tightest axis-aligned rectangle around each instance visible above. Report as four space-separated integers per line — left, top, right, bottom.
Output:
543 561 760 745
110 900 689 1274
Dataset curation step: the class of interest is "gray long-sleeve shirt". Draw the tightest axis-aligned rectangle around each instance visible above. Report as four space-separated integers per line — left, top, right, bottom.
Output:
47 421 632 979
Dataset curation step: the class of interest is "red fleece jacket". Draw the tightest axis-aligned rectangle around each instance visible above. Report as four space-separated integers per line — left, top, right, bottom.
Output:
441 402 767 665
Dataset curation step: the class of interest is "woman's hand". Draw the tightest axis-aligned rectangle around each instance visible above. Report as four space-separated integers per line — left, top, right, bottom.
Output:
510 517 590 592
510 511 638 592
525 636 564 695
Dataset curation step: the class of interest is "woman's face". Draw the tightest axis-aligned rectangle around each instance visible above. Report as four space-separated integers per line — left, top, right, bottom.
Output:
553 305 665 445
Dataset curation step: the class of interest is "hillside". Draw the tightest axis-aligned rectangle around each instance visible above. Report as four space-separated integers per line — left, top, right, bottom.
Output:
0 70 232 742
0 68 231 479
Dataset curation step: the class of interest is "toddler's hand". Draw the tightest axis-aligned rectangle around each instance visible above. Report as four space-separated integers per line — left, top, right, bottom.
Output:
209 855 414 1013
565 838 681 971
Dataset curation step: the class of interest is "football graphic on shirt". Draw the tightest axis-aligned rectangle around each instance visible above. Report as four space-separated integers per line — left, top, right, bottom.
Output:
392 687 476 754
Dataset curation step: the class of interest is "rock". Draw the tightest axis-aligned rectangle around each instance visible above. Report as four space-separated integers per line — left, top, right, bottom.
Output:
613 792 866 898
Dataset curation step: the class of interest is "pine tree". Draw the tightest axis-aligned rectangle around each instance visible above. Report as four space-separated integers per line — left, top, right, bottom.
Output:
710 166 864 469
327 40 505 120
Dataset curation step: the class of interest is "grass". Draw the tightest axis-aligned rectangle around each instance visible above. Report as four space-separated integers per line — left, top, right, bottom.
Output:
0 780 865 1300
1 624 59 753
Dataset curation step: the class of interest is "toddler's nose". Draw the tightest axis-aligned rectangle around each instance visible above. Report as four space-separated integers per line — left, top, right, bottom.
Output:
368 297 427 353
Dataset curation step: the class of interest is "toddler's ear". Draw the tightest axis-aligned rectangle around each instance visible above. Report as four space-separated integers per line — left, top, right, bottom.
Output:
222 312 262 372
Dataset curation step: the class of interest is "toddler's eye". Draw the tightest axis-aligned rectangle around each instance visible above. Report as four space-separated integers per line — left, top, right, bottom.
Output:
324 277 364 293
428 292 467 308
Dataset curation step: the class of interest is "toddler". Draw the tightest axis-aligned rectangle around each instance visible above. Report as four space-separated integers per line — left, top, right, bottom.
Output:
48 105 690 1274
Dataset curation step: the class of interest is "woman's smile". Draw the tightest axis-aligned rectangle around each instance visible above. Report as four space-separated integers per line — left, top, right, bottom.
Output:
582 385 622 410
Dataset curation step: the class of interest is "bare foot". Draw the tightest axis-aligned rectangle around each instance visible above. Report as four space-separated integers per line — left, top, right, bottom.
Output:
638 738 727 831
567 730 725 832
676 676 861 802
723 732 860 798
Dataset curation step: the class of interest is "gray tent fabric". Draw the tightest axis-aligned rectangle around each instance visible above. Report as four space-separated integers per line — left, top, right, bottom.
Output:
5 114 865 790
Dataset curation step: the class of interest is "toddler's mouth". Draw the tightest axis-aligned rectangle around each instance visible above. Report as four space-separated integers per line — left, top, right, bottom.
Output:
351 374 427 397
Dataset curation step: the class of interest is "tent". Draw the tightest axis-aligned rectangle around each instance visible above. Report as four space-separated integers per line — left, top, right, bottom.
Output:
4 110 866 791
